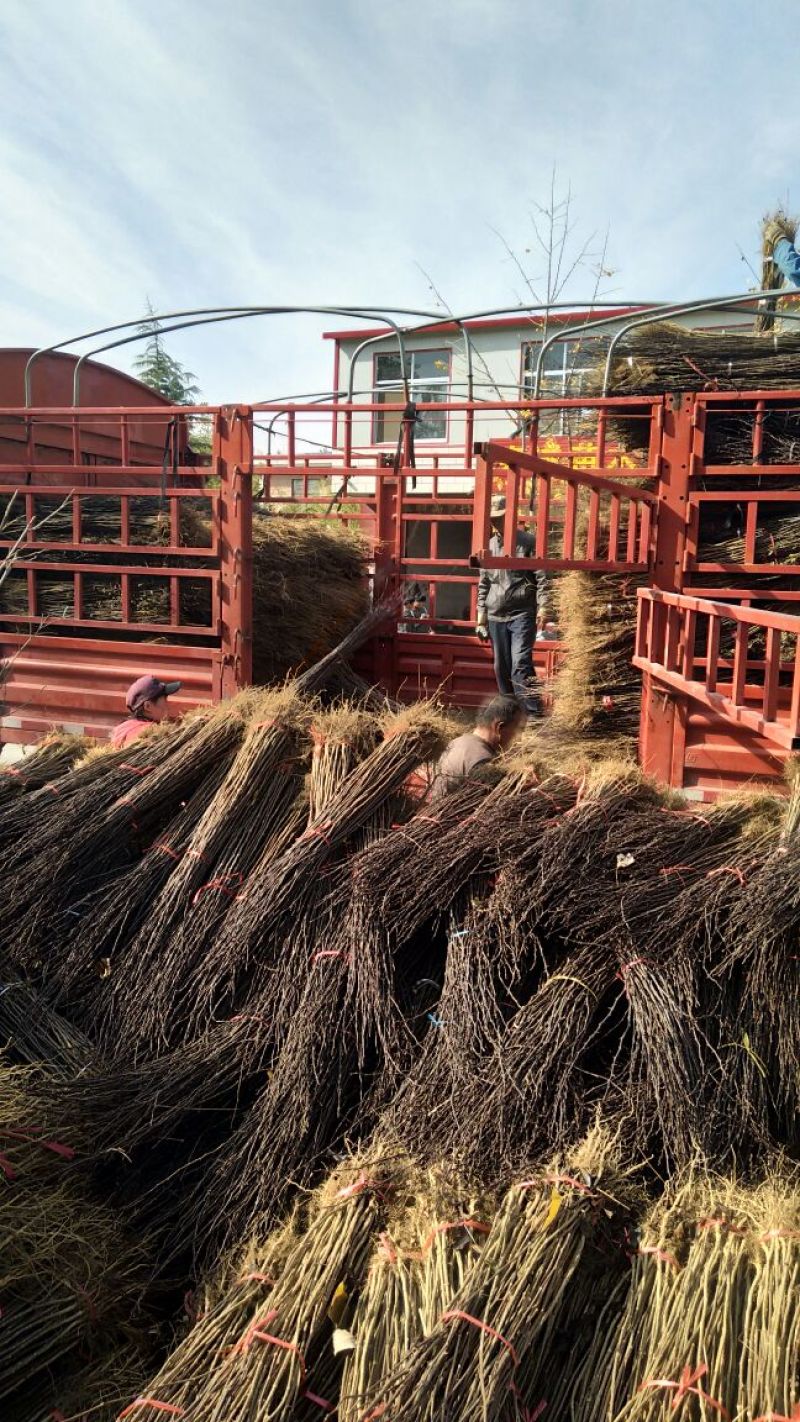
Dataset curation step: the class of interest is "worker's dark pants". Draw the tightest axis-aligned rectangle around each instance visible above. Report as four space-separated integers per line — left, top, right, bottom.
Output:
488 610 539 715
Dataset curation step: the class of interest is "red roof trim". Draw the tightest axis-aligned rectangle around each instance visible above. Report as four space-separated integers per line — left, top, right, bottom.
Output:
322 308 645 341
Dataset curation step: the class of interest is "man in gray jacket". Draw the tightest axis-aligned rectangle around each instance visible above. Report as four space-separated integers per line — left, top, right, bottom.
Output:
476 494 549 716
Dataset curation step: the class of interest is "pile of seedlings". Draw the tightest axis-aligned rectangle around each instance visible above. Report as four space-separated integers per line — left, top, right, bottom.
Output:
4 673 800 1417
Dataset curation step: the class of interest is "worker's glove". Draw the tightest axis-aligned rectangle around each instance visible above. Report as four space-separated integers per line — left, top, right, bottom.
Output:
764 218 791 255
476 611 489 642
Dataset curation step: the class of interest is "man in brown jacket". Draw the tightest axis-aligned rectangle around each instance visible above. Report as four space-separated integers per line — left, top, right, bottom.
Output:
429 695 524 801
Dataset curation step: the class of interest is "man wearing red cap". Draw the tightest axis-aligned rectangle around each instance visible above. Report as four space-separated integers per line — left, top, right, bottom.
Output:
110 675 182 748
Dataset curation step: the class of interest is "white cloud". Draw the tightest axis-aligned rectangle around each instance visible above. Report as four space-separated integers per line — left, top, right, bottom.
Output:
0 0 797 401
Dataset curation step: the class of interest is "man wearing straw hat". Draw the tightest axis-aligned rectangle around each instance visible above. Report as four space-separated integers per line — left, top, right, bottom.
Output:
475 494 550 718
110 674 182 748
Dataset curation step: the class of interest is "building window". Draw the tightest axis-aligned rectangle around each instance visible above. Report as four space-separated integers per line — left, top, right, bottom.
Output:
522 334 607 399
373 349 450 443
522 335 607 434
291 476 326 498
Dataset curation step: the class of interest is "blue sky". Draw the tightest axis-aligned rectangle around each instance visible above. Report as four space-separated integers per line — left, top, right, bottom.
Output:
0 0 797 405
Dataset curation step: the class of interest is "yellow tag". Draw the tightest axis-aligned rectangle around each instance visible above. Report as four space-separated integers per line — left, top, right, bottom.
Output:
541 1188 562 1229
327 1281 349 1326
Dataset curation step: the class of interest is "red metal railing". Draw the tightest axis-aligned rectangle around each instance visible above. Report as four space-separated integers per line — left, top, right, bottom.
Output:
635 588 800 751
0 405 249 740
472 439 657 574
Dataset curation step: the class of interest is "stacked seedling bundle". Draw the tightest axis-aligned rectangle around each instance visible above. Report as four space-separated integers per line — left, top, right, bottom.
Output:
0 1064 156 1419
190 706 453 1255
5 704 244 973
359 1129 641 1422
8 685 800 1416
0 730 92 809
95 688 312 1059
547 567 646 744
121 1155 391 1421
572 1169 800 1422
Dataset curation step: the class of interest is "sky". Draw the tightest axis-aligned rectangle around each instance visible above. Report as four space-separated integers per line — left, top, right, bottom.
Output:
0 0 797 409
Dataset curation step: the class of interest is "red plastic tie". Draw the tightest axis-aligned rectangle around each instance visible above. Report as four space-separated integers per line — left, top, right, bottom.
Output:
192 872 244 905
153 842 181 861
117 1402 185 1420
706 866 745 885
119 763 155 776
697 1217 747 1234
660 864 695 878
312 949 350 963
681 354 721 391
303 1389 335 1413
420 1218 491 1253
336 1169 384 1202
0 1152 17 1181
659 807 709 824
303 821 334 846
638 1244 680 1271
441 1310 518 1367
638 1363 729 1417
616 957 650 979
0 1127 75 1160
239 1271 275 1285
542 1173 595 1195
510 1385 548 1422
377 1231 399 1264
236 1308 307 1385
2 766 22 777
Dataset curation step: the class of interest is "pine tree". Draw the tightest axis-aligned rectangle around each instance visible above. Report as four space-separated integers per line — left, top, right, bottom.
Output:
133 303 202 405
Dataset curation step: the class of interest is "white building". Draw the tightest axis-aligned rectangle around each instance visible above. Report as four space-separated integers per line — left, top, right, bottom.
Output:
323 303 755 466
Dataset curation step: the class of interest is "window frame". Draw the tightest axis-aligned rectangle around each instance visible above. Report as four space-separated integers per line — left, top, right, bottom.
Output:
520 335 608 400
371 346 452 445
520 335 608 435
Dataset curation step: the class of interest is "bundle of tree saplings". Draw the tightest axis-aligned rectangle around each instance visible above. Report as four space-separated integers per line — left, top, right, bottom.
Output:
0 730 93 809
94 687 313 1059
360 1128 642 1422
571 1167 800 1422
0 1065 156 1417
120 1155 392 1421
339 1164 493 1421
5 705 244 972
545 567 647 746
